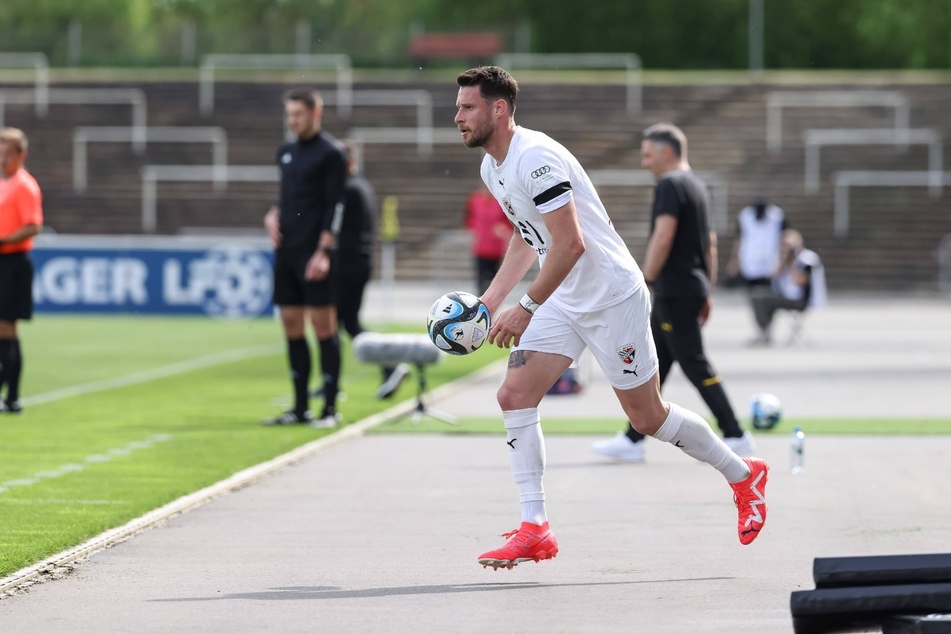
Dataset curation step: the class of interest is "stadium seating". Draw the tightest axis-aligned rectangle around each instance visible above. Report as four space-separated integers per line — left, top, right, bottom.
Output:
2 77 951 291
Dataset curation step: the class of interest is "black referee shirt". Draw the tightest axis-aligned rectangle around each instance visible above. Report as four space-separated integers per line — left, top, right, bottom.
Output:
276 131 347 253
650 169 712 299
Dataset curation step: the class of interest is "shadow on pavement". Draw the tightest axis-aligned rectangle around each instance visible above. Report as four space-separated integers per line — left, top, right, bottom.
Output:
153 577 733 602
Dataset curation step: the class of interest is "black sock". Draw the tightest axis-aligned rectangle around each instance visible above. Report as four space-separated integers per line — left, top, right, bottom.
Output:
625 422 647 443
6 339 21 403
318 334 341 414
287 338 310 416
0 339 12 401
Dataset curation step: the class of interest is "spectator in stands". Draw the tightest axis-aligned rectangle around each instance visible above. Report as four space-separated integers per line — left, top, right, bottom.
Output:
726 198 788 344
332 141 408 400
592 123 754 463
464 180 512 295
750 229 826 343
263 88 347 428
0 127 43 414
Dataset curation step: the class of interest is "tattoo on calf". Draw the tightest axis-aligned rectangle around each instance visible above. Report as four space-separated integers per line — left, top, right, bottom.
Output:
508 350 533 368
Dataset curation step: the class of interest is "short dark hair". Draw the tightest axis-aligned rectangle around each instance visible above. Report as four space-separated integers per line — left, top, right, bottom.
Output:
457 66 518 115
643 123 688 159
283 88 323 110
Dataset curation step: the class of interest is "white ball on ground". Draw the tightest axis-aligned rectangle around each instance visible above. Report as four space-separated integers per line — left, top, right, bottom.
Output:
748 392 783 430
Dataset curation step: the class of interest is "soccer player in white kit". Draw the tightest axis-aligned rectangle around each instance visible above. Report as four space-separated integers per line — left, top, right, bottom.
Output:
454 67 769 570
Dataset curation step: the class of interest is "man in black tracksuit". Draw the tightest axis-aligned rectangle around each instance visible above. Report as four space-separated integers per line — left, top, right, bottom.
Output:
593 123 754 461
263 88 347 428
335 144 376 340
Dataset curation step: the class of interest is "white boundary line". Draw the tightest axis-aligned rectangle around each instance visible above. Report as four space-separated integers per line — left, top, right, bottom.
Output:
21 344 281 407
0 434 173 494
0 358 507 595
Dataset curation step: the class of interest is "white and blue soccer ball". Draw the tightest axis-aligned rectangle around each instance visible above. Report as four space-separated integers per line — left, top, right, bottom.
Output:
427 291 491 355
749 393 783 430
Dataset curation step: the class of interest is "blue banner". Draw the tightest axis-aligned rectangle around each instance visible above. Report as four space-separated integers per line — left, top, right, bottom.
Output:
32 237 274 318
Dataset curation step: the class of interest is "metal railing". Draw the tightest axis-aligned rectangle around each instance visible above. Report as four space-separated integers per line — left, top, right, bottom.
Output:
939 234 951 297
323 90 433 142
804 128 943 195
199 54 352 117
346 127 464 172
0 88 147 152
495 53 642 114
74 126 228 193
588 169 729 234
831 170 950 237
140 165 278 233
766 90 910 152
0 53 49 116
802 129 944 196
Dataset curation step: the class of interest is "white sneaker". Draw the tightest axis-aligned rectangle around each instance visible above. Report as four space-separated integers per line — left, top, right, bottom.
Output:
592 433 646 463
723 431 756 457
308 411 342 429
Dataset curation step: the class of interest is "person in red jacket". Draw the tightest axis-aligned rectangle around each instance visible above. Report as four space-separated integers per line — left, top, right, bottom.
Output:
464 180 512 295
0 127 43 414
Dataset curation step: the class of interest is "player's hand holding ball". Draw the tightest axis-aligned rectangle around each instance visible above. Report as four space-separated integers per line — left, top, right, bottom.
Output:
488 304 532 349
427 291 492 355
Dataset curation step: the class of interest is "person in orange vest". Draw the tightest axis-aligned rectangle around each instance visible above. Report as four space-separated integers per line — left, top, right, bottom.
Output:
0 127 43 414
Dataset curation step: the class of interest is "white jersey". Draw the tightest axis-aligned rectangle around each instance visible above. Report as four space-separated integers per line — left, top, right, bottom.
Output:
481 126 643 312
737 204 785 279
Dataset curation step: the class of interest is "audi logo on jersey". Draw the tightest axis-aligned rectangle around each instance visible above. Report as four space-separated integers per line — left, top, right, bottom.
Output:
531 166 551 179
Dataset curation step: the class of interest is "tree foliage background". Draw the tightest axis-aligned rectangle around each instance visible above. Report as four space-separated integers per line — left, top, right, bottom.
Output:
0 0 949 68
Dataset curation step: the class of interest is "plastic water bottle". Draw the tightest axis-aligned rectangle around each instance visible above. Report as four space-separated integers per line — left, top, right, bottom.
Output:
791 426 805 474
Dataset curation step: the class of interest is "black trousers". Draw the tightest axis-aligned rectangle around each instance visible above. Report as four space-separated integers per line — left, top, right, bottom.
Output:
337 255 371 339
626 295 742 442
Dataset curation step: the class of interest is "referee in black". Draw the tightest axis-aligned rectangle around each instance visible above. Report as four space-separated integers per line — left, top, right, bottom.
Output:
263 88 347 428
593 123 754 461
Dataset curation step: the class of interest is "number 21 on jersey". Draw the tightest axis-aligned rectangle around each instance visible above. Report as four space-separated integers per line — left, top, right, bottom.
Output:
501 196 546 248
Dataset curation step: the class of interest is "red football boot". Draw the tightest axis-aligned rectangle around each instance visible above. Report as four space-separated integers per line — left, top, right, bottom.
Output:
478 521 559 570
731 457 769 545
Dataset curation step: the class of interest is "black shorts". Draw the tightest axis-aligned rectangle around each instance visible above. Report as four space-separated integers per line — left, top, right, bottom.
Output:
272 248 338 307
0 251 34 322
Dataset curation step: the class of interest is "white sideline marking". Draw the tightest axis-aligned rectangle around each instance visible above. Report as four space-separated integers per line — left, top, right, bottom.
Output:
21 344 281 407
0 358 508 595
0 434 173 495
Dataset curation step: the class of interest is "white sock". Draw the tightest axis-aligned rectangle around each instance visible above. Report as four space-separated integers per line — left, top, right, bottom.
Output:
653 402 750 483
503 408 548 524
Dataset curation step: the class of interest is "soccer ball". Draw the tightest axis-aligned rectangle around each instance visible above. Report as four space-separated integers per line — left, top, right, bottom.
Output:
749 393 783 430
427 291 491 355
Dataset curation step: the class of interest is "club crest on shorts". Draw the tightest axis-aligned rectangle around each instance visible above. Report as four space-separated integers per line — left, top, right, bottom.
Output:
616 343 636 365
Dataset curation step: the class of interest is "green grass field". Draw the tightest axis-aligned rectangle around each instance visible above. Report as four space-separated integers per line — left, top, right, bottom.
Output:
0 315 507 578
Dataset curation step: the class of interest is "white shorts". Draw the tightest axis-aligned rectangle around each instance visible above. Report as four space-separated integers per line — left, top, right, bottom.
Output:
514 286 658 390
